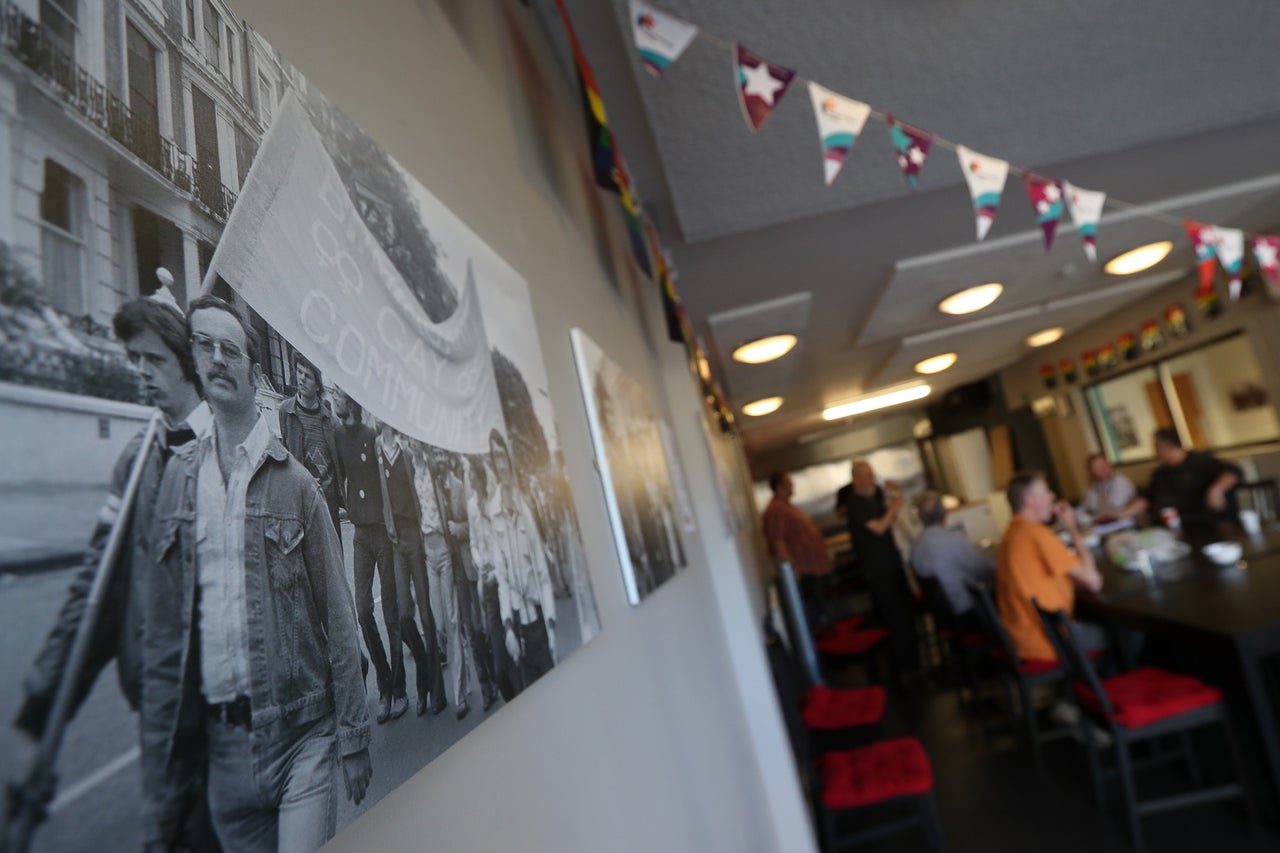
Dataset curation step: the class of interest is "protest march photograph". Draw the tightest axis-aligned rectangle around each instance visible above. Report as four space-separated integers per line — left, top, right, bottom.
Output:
571 329 687 605
0 3 600 850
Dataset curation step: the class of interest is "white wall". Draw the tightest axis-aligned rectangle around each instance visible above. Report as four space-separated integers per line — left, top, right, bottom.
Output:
0 382 149 486
234 2 813 851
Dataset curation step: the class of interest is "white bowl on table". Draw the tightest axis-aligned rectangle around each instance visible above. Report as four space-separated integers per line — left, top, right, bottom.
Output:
1202 542 1243 566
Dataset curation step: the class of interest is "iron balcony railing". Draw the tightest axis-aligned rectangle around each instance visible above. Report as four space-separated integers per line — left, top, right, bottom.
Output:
1 2 235 221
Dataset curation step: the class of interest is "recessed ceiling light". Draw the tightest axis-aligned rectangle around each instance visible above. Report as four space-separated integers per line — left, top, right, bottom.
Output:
823 384 931 421
742 396 783 417
1104 240 1173 275
732 334 797 364
1025 327 1064 347
939 283 1003 315
914 353 957 375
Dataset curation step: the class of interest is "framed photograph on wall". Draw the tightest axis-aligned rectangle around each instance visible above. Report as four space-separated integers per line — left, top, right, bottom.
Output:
0 5 602 849
570 329 688 604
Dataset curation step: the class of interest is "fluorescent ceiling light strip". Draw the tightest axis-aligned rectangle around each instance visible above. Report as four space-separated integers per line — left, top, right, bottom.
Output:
895 173 1280 272
824 384 931 420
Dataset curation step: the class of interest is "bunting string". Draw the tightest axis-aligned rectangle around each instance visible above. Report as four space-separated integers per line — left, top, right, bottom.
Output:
624 4 1280 263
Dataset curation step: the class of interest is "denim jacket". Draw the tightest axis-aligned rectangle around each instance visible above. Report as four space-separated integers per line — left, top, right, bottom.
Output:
140 427 369 844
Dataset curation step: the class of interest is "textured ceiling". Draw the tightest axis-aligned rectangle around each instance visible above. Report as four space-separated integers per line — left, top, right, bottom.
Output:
564 0 1280 453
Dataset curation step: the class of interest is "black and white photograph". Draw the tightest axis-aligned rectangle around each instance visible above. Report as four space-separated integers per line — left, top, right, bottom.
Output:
570 328 687 605
0 3 600 851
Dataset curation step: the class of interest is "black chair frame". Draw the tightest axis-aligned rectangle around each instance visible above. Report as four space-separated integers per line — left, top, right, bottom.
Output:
765 626 946 852
1034 602 1255 852
966 579 1073 772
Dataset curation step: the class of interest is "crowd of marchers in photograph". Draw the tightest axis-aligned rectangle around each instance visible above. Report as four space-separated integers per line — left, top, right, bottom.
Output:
5 288 582 853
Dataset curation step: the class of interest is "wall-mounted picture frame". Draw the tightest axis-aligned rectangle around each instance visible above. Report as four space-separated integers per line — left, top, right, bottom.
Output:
570 329 688 604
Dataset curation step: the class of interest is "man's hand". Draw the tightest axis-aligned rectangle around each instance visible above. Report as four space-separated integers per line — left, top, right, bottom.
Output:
1206 485 1228 511
342 748 373 805
1054 500 1081 535
505 625 521 662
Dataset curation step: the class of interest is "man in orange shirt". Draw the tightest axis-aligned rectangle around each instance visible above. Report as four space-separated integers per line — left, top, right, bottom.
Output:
997 471 1104 663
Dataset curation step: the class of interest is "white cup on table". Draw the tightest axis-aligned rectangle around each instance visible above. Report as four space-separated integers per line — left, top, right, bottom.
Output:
1240 509 1262 536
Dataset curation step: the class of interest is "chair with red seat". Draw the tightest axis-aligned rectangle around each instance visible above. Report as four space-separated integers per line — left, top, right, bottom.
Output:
916 574 989 708
765 629 947 852
1034 602 1254 852
966 579 1080 771
777 559 888 684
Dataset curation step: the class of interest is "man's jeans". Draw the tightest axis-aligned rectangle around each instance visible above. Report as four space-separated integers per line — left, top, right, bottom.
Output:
481 577 520 701
393 527 445 705
423 531 454 657
206 715 336 853
352 524 402 699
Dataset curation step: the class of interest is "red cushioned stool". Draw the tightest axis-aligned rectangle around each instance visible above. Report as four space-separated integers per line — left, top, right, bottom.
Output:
1035 603 1255 853
767 630 946 852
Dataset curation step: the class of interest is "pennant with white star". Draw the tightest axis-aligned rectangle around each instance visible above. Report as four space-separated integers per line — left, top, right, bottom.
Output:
1064 182 1106 262
1183 219 1218 292
887 116 934 190
629 0 699 77
735 44 795 132
807 83 871 186
1253 235 1280 298
956 146 1008 241
1024 174 1065 252
1211 226 1245 300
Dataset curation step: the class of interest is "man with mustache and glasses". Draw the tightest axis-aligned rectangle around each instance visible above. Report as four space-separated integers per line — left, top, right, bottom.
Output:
141 295 370 853
11 291 214 846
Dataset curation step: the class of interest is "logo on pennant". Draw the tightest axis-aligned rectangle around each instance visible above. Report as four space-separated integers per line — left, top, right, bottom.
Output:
807 83 871 186
886 116 934 190
1064 182 1106 262
1210 227 1245 300
1254 235 1280 298
735 44 796 132
629 0 698 77
1183 219 1218 292
1024 174 1065 251
956 145 1008 241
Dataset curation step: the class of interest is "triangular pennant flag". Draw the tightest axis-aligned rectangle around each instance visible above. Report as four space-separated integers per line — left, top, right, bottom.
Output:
956 145 1008 241
646 222 682 342
1064 182 1107 262
1024 174 1065 251
629 0 698 77
735 44 796 132
1211 226 1245 300
1253 235 1280 297
551 0 622 194
1183 219 1218 291
886 116 934 190
807 83 872 186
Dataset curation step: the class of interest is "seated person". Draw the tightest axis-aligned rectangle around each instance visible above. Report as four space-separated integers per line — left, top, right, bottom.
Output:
1146 428 1242 530
910 492 994 634
997 471 1104 663
1078 453 1146 530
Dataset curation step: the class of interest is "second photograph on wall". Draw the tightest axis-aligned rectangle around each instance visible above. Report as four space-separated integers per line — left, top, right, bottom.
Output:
571 329 688 604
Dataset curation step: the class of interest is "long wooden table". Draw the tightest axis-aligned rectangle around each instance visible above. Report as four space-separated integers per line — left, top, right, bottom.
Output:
1078 525 1280 812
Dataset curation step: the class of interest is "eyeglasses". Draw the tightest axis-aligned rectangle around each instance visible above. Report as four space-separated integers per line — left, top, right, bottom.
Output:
190 332 247 364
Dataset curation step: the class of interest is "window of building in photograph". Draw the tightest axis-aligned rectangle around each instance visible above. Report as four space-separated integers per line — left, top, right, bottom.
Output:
126 21 162 167
184 0 195 40
257 70 275 123
39 0 78 55
225 24 237 88
202 0 221 66
38 159 86 314
1086 334 1279 462
233 123 257 188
